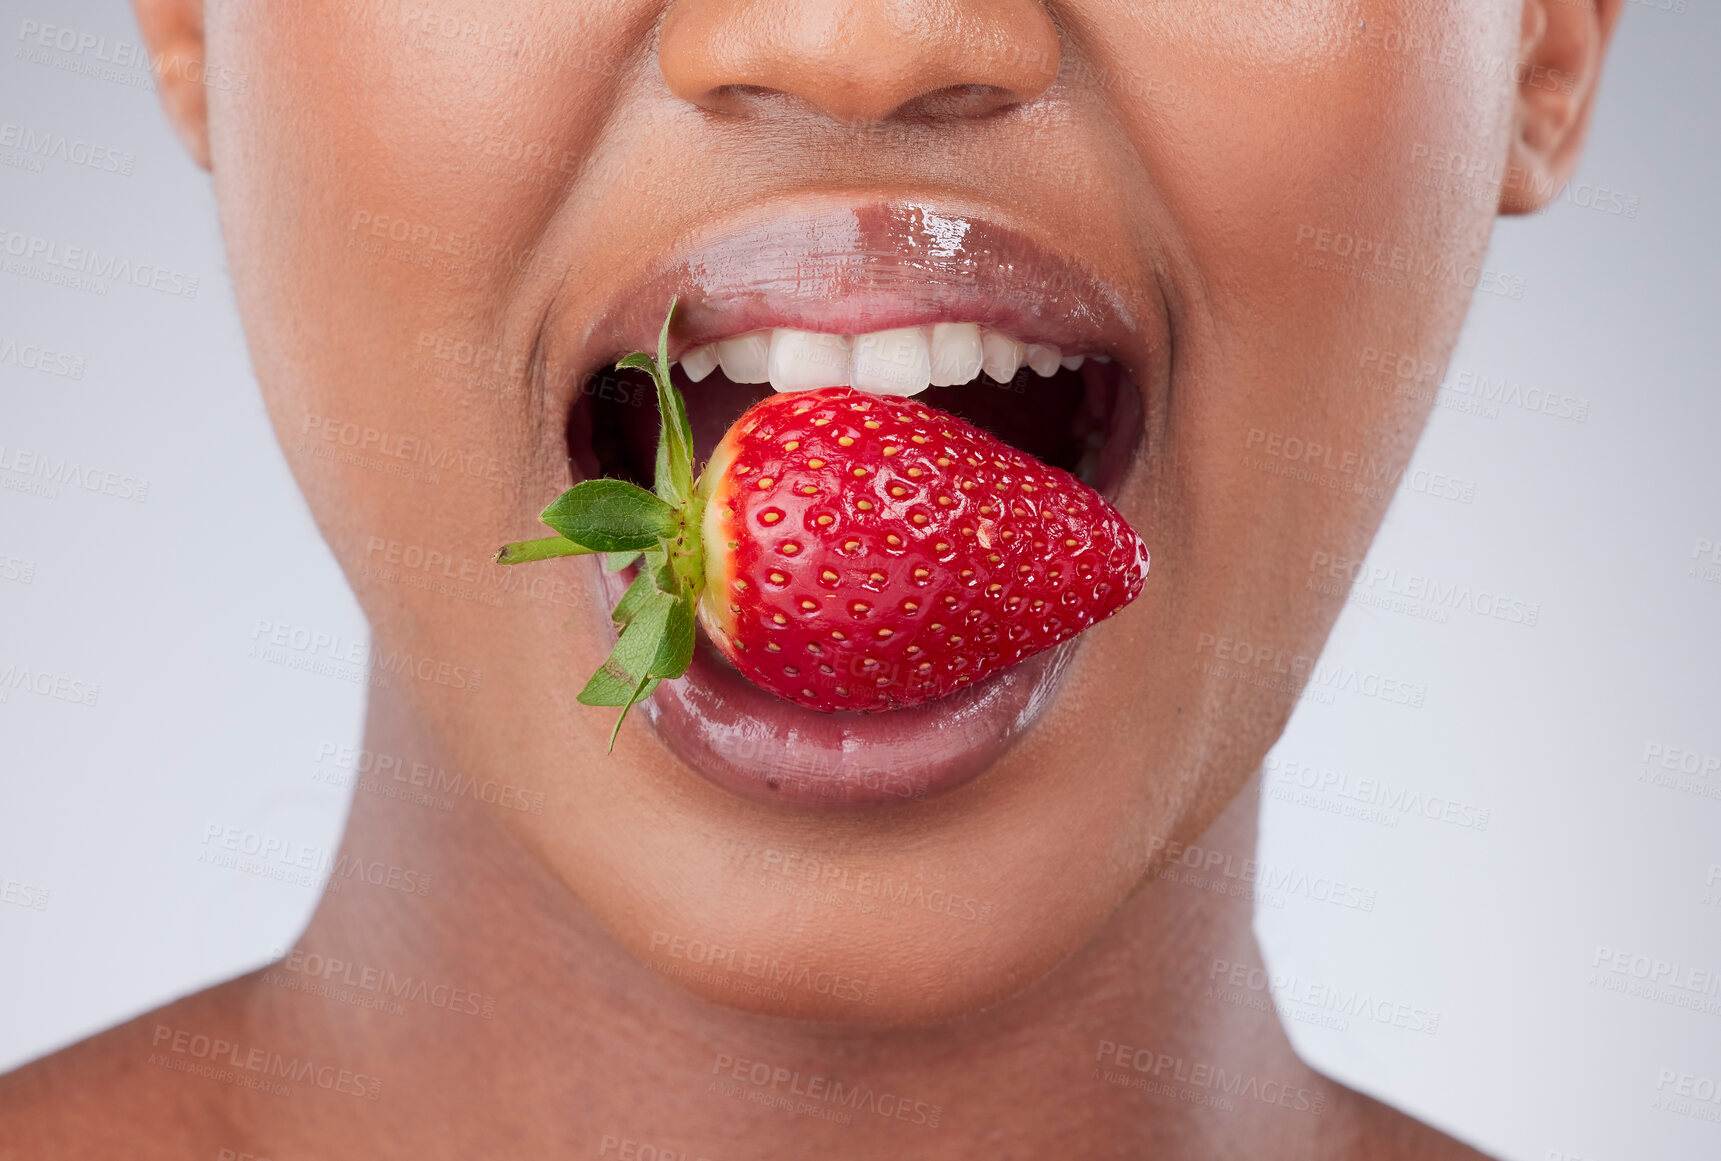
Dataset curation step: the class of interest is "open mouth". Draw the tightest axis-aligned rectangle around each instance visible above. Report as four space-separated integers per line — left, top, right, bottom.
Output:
552 200 1155 810
574 330 1139 502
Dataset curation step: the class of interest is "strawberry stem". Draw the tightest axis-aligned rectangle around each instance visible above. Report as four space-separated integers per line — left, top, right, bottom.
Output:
494 536 596 564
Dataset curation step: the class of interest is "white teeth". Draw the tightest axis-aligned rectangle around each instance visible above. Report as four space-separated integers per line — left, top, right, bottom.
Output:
715 332 770 384
928 322 984 387
850 327 931 396
698 324 1096 396
1024 343 1062 377
679 343 719 383
768 329 851 393
979 330 1025 383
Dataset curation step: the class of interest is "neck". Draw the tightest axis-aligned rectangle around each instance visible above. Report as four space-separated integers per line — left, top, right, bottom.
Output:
256 684 1325 1156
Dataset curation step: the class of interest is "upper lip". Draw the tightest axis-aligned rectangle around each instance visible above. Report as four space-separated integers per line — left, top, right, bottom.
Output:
542 194 1166 395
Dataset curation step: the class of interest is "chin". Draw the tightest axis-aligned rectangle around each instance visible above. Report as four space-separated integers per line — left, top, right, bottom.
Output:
590 707 1146 1027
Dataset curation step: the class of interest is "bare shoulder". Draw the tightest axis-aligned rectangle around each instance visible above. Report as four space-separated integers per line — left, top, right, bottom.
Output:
0 977 261 1161
1318 1080 1499 1161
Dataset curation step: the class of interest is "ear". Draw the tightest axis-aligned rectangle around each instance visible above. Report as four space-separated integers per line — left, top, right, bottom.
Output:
1499 0 1624 214
132 0 211 170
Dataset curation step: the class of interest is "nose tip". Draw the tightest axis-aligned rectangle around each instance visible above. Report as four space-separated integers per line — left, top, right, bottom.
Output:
658 0 1061 126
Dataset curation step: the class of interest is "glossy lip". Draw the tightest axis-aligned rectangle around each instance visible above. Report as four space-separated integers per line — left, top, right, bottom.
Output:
600 565 1086 810
560 194 1161 378
547 196 1162 811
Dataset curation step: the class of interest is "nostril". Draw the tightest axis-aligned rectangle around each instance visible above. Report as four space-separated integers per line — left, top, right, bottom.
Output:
705 82 1027 127
658 0 1061 128
894 84 1027 122
698 83 794 119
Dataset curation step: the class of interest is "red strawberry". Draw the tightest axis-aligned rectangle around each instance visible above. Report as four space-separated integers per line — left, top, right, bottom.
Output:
696 387 1147 711
496 301 1149 744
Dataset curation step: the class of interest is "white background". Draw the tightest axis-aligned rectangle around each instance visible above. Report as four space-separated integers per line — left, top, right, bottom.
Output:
2 3 1717 1158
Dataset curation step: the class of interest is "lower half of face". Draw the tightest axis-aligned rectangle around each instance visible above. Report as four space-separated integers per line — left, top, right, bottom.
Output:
208 0 1520 1022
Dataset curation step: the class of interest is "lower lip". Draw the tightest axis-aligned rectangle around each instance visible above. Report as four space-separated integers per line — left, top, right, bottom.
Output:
603 572 1076 810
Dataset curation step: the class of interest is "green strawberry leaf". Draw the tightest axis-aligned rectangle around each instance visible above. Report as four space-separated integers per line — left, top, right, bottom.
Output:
608 673 659 751
656 301 673 381
603 550 642 572
656 300 695 485
610 568 660 626
494 535 598 565
652 593 696 680
540 478 676 552
578 587 673 704
602 599 693 751
577 553 697 745
618 553 694 677
576 665 633 707
579 662 659 708
615 297 696 510
657 387 695 508
649 548 681 596
615 352 657 376
578 578 692 746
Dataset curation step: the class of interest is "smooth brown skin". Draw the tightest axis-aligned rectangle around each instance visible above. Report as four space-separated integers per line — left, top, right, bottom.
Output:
1 0 1619 1156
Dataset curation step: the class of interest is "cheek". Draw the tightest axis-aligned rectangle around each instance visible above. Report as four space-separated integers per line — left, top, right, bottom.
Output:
204 3 637 645
1096 0 1521 646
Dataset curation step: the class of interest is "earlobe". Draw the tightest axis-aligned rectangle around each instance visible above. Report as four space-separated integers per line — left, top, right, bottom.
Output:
1499 0 1623 215
132 0 211 170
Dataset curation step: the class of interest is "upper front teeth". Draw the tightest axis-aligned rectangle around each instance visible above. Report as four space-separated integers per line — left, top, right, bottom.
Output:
768 329 851 392
851 328 928 396
928 323 984 387
679 325 1093 397
714 332 771 384
979 330 1025 383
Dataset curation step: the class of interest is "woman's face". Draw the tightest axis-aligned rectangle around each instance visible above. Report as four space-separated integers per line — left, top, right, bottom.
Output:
202 0 1523 1022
